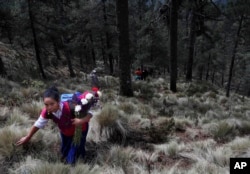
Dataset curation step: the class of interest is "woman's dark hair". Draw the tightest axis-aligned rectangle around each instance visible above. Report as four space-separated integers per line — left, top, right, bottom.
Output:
43 86 60 102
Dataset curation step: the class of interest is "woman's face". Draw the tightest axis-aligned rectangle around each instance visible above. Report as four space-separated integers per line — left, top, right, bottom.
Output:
44 97 60 113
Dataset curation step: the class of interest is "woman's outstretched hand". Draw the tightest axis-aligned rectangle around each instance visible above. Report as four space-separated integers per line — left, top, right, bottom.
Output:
16 136 31 146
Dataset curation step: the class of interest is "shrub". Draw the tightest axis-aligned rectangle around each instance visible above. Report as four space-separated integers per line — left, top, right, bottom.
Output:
132 81 155 100
0 106 9 122
9 156 70 174
211 121 236 142
5 108 30 126
22 79 46 89
149 118 175 143
0 125 25 159
154 141 185 158
118 102 136 115
20 100 44 119
96 105 128 144
98 146 134 170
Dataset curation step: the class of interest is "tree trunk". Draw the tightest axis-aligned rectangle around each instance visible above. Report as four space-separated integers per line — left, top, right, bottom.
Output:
0 56 7 77
206 53 211 81
169 0 179 92
89 32 96 66
28 0 46 79
102 0 114 75
59 2 75 77
198 65 203 80
52 40 61 60
221 71 224 87
116 0 133 97
100 34 107 65
5 23 13 44
186 9 196 81
226 15 243 97
212 69 215 84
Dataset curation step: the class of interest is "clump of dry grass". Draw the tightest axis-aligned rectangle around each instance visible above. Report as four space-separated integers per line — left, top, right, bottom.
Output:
133 149 158 167
99 89 118 104
137 103 154 118
174 117 193 131
5 108 31 126
96 105 129 144
211 121 237 142
101 75 119 88
71 163 102 174
20 100 44 119
97 146 135 173
187 160 228 174
132 80 156 99
154 141 185 158
227 136 250 156
118 102 136 115
0 106 9 122
9 156 70 174
0 125 26 159
20 87 41 101
148 117 175 143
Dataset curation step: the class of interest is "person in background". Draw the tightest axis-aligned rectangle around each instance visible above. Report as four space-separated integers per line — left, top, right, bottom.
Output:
16 86 95 164
134 68 142 80
90 69 100 89
142 68 149 80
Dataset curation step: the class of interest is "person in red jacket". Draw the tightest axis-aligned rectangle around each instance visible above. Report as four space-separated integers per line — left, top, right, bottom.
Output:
16 86 94 164
134 68 142 80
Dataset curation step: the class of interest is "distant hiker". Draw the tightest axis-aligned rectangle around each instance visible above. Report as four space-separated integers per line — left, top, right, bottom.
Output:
16 86 101 164
141 69 149 80
134 68 142 80
90 69 100 89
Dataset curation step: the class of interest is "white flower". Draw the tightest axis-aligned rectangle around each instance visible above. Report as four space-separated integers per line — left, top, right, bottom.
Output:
85 93 94 100
81 98 88 105
75 105 82 112
97 91 102 97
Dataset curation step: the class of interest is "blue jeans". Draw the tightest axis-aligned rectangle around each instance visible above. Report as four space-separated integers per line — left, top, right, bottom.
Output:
60 124 89 164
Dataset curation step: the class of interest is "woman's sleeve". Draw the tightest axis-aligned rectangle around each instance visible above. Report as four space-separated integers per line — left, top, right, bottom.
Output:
34 108 49 129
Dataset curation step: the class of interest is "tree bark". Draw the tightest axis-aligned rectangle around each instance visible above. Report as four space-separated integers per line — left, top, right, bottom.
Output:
226 15 243 97
102 0 114 75
28 0 46 79
206 53 211 81
116 0 133 97
169 0 179 92
52 40 61 61
0 56 7 77
89 32 96 66
186 9 196 81
100 34 107 65
59 1 75 77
